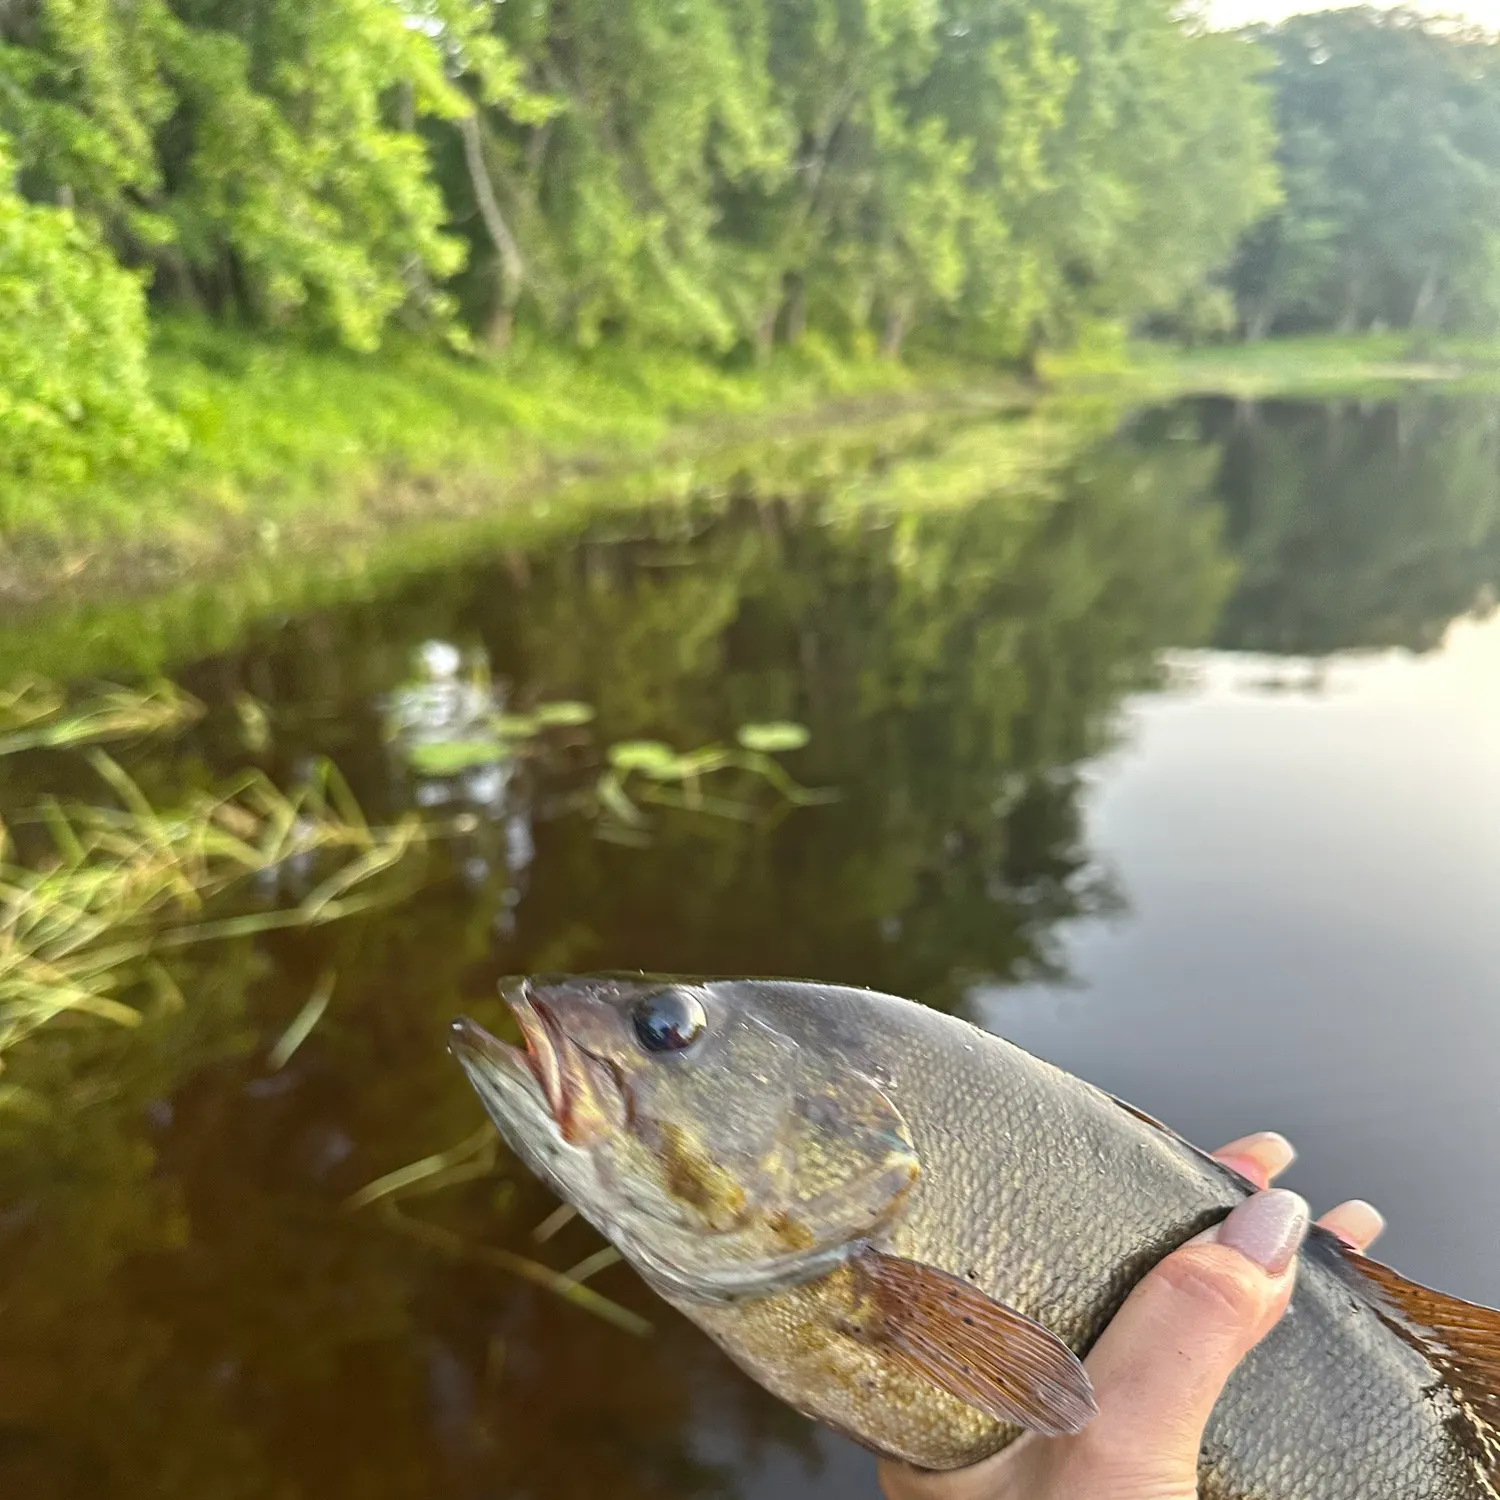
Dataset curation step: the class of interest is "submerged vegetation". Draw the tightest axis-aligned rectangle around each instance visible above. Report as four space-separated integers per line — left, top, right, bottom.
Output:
0 743 426 1072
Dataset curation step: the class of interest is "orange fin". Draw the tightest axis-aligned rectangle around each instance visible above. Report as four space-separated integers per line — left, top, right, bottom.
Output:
1327 1227 1500 1448
848 1250 1097 1436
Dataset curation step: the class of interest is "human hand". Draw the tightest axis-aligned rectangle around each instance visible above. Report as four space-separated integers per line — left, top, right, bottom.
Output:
879 1132 1384 1500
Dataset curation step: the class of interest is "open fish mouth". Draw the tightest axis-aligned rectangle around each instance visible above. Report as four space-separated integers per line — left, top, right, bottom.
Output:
449 980 623 1146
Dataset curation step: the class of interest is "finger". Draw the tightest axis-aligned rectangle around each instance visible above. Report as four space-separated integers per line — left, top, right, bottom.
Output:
879 1454 995 1500
1075 1189 1309 1469
1318 1198 1385 1253
1211 1131 1295 1190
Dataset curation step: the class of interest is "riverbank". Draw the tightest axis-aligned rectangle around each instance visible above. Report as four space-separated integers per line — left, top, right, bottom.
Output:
1047 332 1500 399
5 325 1497 639
0 320 1023 609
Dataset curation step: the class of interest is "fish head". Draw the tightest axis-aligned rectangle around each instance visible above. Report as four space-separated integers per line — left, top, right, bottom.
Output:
449 975 920 1300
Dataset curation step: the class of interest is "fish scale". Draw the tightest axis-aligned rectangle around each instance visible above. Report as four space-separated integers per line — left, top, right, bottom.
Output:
452 978 1500 1497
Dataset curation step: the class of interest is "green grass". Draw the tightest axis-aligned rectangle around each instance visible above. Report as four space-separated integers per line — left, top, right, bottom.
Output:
1044 332 1500 399
0 318 1006 602
7 322 1498 657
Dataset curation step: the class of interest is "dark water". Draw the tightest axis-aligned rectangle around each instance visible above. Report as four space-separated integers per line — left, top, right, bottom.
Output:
3 393 1500 1500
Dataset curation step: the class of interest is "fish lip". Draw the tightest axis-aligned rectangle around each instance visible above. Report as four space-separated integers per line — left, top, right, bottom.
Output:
505 977 569 1116
448 1013 547 1111
453 979 620 1148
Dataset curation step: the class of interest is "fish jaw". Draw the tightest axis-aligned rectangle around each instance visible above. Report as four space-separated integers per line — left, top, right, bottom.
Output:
451 979 626 1150
446 1012 600 1205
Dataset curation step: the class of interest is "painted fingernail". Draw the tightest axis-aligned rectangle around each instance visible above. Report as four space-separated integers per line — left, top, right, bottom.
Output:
1215 1189 1310 1276
1329 1199 1386 1249
1242 1131 1295 1166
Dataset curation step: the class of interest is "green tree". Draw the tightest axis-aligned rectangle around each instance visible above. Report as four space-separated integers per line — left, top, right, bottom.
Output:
0 130 178 489
0 0 485 348
1233 7 1500 336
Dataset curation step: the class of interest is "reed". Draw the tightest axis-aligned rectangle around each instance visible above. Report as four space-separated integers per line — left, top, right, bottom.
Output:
0 747 424 1060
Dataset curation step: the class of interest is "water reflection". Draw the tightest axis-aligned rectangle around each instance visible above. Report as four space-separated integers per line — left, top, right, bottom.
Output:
2 392 1497 1498
1157 394 1500 655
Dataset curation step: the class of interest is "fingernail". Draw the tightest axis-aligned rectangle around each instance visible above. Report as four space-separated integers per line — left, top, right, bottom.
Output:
1330 1199 1386 1249
1214 1189 1310 1275
1243 1131 1296 1166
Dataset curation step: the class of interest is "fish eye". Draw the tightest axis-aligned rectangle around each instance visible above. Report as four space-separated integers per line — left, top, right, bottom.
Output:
631 989 706 1054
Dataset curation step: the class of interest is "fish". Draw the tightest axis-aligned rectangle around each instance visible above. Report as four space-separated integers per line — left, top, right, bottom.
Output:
449 975 1500 1497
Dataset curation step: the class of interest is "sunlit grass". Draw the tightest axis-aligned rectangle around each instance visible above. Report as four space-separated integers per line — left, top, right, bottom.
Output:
0 317 967 555
1044 332 1500 399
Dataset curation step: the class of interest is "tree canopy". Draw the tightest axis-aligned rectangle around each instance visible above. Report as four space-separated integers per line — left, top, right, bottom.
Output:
1231 6 1500 337
0 0 1285 479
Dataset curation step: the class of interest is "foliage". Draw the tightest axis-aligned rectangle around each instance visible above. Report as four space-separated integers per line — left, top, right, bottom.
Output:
0 132 179 484
0 0 491 347
1232 7 1500 337
0 0 1279 496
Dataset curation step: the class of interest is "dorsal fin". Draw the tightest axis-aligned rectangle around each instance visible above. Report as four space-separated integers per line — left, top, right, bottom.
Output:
1314 1224 1500 1481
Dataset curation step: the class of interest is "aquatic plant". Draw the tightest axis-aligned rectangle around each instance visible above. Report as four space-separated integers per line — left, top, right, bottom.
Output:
0 749 425 1062
347 1125 649 1336
387 642 831 842
0 677 201 755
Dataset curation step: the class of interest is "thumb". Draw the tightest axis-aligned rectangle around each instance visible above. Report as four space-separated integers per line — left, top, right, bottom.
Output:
1075 1188 1309 1484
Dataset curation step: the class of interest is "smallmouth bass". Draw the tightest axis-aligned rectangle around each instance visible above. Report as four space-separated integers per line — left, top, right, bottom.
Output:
451 976 1500 1496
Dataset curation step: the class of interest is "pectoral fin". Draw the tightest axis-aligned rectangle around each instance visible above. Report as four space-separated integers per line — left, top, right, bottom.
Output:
847 1250 1097 1436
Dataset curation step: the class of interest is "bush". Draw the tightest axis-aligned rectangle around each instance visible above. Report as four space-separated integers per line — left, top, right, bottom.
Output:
0 138 181 490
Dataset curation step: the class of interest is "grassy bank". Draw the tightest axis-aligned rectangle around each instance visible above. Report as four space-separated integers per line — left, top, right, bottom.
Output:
1046 332 1500 399
6 325 1497 671
0 320 1016 607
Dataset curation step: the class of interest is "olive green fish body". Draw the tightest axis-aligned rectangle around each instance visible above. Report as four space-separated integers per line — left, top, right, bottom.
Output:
676 985 1487 1494
451 978 1500 1498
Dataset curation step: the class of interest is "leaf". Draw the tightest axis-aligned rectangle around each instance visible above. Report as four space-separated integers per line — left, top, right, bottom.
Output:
492 715 542 738
234 692 272 752
406 737 509 775
532 701 596 727
736 721 811 753
267 969 335 1070
608 740 678 774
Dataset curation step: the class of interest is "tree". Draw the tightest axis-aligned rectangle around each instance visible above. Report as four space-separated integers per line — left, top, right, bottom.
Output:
1233 7 1500 337
0 130 178 491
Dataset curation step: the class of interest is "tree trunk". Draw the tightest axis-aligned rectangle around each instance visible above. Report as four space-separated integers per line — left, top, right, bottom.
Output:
784 275 806 346
1245 301 1274 342
1410 269 1441 330
459 110 525 350
880 299 911 359
1337 269 1362 335
754 292 779 362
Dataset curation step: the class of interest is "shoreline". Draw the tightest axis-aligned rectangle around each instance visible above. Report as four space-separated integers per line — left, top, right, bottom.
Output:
0 324 1023 614
4 329 1495 658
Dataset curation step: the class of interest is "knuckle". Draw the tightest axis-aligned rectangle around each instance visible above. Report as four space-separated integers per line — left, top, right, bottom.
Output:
1152 1244 1270 1328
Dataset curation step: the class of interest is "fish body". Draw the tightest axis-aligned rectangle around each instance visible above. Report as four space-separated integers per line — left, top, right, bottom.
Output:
451 976 1500 1497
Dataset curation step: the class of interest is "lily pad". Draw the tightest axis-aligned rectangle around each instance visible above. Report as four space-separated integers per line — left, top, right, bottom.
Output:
532 701 596 728
736 721 810 754
492 714 541 738
608 740 678 775
407 738 509 776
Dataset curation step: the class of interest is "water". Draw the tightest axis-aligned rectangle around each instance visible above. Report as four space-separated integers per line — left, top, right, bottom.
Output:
3 392 1499 1499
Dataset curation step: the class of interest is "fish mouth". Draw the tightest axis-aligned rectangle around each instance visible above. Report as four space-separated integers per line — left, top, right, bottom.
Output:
450 979 623 1147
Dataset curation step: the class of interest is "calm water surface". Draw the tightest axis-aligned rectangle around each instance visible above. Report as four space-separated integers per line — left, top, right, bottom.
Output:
3 393 1499 1499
